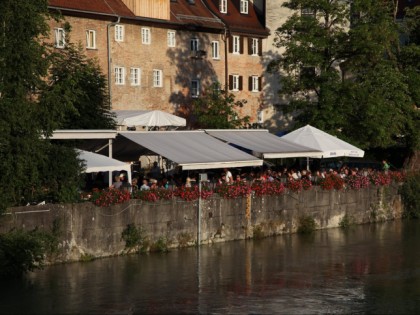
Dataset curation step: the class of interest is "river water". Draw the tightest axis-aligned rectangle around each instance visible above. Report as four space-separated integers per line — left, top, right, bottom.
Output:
1 220 420 314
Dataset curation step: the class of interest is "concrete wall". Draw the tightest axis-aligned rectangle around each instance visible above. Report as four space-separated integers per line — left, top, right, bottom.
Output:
0 184 403 263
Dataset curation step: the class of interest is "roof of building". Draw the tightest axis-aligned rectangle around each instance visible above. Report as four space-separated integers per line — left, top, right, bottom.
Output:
204 0 269 36
48 0 135 17
170 0 224 30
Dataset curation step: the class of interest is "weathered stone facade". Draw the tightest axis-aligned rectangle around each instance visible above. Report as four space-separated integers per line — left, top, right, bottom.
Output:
0 184 403 263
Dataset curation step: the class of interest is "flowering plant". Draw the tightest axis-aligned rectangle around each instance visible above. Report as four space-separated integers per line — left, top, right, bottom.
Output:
90 188 131 207
134 188 174 202
369 172 391 186
301 178 313 191
252 181 285 196
345 174 370 190
286 179 303 192
215 182 251 199
319 175 345 191
390 171 405 183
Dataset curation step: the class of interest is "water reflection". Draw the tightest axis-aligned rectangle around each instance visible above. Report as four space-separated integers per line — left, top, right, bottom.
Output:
1 221 420 314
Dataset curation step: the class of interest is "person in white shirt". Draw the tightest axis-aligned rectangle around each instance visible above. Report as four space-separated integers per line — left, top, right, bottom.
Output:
224 168 233 184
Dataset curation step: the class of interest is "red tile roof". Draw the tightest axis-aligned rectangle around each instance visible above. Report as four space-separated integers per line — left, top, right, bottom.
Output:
48 0 135 17
204 0 269 36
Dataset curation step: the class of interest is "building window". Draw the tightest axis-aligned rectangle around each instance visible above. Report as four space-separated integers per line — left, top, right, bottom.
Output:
114 66 125 85
86 30 96 49
229 75 242 91
54 28 65 48
219 0 227 13
190 38 199 51
115 24 124 42
191 80 200 98
167 31 176 47
232 35 240 54
142 28 151 44
153 69 163 87
240 0 249 14
130 68 141 86
251 38 259 55
211 41 220 59
249 75 261 92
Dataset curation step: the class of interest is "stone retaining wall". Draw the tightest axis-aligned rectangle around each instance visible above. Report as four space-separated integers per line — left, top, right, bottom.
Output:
0 184 403 263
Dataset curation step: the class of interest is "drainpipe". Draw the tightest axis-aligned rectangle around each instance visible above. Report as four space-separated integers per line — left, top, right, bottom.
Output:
107 16 121 109
222 26 229 93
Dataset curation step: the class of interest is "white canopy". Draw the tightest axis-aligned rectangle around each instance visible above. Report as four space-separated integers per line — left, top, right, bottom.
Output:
281 125 365 158
113 131 263 170
205 129 321 159
113 110 186 127
78 150 132 183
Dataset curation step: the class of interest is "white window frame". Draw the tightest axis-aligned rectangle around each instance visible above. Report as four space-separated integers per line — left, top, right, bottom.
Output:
190 38 199 51
115 24 124 42
191 79 200 98
211 41 220 59
251 38 259 56
142 28 151 45
130 68 141 86
219 0 227 13
86 30 96 49
114 66 125 85
153 69 163 88
54 28 65 48
167 31 176 47
240 0 249 14
232 75 240 91
251 76 259 92
233 35 240 54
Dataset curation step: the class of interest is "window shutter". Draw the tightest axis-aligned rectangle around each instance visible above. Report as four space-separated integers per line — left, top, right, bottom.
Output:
258 76 262 91
248 38 252 55
228 35 233 53
248 76 252 91
229 75 233 90
239 76 243 91
239 36 244 54
258 39 262 56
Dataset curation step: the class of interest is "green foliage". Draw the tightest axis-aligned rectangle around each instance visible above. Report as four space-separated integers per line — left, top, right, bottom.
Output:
297 215 316 234
400 172 420 219
270 0 420 152
0 228 59 279
150 237 169 253
192 82 250 129
339 214 355 229
253 225 265 239
121 224 146 251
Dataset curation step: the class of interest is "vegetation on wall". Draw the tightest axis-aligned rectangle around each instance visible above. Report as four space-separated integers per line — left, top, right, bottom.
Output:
400 172 420 219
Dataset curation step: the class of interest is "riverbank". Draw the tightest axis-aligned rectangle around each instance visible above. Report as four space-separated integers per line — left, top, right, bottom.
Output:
0 183 403 264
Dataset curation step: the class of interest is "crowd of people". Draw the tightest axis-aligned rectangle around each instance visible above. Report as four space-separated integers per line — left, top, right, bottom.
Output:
97 159 394 193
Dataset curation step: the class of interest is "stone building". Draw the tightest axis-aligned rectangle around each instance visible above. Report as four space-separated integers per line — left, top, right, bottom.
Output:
47 0 269 126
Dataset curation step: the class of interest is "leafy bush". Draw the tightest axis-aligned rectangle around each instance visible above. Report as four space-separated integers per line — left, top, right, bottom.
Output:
0 228 58 279
400 172 420 219
215 182 251 199
286 179 303 192
297 215 316 234
134 188 174 202
121 224 146 251
319 175 345 191
346 174 370 190
252 181 285 196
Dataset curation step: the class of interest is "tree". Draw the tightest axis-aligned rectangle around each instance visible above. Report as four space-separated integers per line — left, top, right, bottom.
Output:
270 0 419 153
192 83 250 129
40 26 116 131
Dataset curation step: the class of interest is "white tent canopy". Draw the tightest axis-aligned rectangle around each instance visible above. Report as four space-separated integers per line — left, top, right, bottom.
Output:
205 129 321 159
112 131 263 170
78 150 132 184
281 125 365 158
113 110 186 127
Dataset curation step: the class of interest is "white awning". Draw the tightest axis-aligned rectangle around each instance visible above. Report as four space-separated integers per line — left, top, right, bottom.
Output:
281 125 365 158
204 129 322 159
114 131 262 170
113 110 186 127
78 150 131 175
